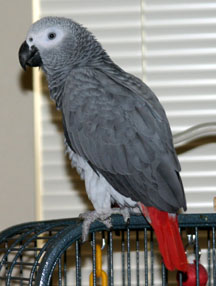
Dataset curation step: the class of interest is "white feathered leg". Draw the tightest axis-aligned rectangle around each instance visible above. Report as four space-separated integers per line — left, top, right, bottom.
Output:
65 140 140 241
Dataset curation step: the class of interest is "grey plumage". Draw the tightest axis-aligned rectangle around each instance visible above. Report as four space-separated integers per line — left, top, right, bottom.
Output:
19 16 186 218
62 66 186 212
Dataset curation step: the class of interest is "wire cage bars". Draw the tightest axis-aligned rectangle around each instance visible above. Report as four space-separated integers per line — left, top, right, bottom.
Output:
0 214 216 286
1 122 216 285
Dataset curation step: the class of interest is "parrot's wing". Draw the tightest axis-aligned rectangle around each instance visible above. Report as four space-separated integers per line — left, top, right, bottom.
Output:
62 67 186 212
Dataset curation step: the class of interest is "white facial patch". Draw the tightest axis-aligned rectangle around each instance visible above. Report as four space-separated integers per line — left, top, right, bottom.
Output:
26 26 65 49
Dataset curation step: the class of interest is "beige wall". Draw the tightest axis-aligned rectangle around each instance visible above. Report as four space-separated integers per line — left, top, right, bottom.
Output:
0 1 35 230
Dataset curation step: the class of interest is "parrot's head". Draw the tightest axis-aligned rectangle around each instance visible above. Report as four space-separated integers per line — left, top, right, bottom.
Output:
19 17 103 73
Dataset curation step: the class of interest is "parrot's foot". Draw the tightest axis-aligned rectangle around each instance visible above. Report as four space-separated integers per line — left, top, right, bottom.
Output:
79 210 112 242
130 206 142 215
79 207 138 242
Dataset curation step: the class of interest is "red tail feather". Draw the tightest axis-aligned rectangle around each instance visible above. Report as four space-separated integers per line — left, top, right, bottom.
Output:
140 204 188 272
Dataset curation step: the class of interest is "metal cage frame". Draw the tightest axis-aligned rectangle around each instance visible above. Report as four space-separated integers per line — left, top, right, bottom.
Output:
0 214 216 285
0 123 216 286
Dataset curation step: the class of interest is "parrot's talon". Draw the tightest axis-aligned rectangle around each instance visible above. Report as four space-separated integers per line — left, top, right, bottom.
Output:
131 206 142 215
79 207 137 241
80 210 114 242
110 207 131 223
79 211 91 220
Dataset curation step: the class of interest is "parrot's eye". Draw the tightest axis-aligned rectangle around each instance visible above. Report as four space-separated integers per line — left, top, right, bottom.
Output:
29 37 33 42
48 32 56 40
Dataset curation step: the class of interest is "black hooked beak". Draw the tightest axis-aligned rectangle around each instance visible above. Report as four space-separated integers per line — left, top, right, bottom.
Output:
18 41 43 71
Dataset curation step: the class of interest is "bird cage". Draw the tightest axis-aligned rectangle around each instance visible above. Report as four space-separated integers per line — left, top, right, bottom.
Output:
0 214 216 286
1 123 216 285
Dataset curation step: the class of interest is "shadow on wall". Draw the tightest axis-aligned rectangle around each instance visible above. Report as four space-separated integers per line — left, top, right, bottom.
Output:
176 136 216 155
19 68 33 92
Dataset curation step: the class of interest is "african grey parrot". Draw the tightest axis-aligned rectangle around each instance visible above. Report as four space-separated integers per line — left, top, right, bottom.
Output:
19 17 188 271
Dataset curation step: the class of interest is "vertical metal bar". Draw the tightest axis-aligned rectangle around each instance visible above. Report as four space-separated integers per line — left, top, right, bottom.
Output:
108 231 114 286
49 230 53 286
64 251 67 286
150 230 154 286
144 228 148 286
178 272 183 286
207 230 211 286
162 263 167 286
92 232 97 286
178 228 183 286
107 233 110 286
20 240 23 286
5 240 8 279
75 240 81 286
195 227 200 286
136 231 140 286
121 231 125 286
127 228 131 286
34 233 38 281
212 227 215 286
58 257 62 286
